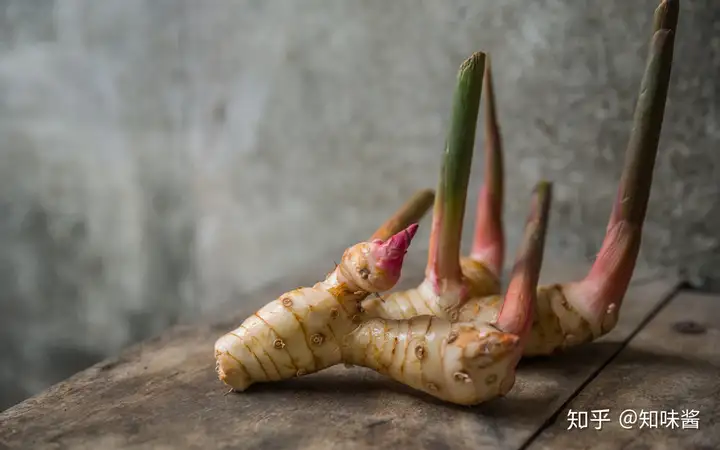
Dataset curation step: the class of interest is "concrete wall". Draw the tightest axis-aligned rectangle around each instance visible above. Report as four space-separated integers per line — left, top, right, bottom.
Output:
0 0 717 410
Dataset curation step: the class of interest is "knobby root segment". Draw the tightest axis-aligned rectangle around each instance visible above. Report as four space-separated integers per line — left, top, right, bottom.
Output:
426 52 486 292
214 224 420 392
371 189 435 241
342 314 523 405
496 181 552 339
574 0 677 322
470 56 505 277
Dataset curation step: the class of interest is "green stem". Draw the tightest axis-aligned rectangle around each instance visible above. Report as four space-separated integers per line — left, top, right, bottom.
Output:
371 189 435 241
610 0 677 228
653 0 679 36
426 52 486 291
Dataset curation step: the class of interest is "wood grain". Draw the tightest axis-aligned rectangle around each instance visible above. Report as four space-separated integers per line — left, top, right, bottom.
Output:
527 290 720 450
0 257 680 450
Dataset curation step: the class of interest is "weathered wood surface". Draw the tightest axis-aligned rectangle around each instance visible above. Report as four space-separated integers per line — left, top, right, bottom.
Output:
527 290 720 450
0 258 680 450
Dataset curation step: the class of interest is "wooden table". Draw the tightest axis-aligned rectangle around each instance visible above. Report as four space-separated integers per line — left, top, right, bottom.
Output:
1 258 717 450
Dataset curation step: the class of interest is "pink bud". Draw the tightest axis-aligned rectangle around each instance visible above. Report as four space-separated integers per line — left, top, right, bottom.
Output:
373 223 418 277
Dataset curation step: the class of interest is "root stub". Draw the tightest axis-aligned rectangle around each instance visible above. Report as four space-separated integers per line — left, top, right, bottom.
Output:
216 352 252 392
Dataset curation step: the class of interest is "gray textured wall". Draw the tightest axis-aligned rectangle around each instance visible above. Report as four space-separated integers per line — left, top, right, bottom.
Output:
0 0 717 410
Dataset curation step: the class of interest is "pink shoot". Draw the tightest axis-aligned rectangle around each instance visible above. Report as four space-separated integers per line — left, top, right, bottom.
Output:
565 0 678 324
470 57 505 277
372 223 419 283
496 182 552 340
